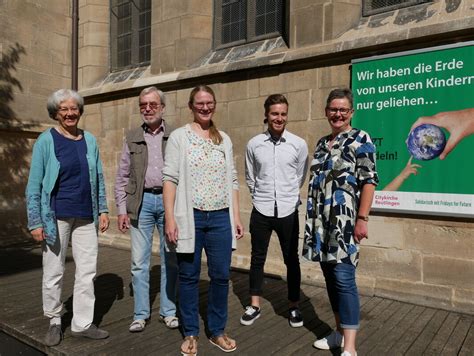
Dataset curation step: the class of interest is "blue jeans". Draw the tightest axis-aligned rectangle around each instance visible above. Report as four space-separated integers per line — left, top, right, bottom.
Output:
320 262 360 329
177 208 233 337
130 192 178 320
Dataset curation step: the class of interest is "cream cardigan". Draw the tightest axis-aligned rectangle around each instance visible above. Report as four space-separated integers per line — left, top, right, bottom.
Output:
162 124 239 253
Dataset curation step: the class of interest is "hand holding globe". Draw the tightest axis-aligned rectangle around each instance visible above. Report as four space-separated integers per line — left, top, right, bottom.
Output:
409 108 474 160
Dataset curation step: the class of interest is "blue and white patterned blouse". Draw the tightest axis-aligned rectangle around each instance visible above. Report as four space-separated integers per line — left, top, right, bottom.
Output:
303 128 379 267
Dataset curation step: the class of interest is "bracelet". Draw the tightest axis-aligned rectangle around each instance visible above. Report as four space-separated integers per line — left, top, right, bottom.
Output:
357 215 369 222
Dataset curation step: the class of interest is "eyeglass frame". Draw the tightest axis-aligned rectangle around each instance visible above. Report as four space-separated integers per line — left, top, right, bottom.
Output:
326 107 354 116
57 107 80 115
192 101 216 110
139 102 163 111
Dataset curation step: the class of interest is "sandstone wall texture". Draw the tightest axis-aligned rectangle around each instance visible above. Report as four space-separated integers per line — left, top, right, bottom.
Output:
0 1 72 245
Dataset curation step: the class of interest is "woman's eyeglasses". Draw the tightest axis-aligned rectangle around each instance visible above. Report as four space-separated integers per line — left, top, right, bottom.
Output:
58 107 80 114
193 102 216 110
326 107 353 115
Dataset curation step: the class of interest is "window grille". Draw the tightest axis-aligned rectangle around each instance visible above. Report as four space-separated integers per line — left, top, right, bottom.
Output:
138 0 151 64
363 0 431 16
255 0 283 37
214 0 286 49
111 0 151 71
222 0 247 44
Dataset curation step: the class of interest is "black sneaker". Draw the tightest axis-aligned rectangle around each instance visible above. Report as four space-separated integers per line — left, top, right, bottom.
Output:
240 305 261 326
289 307 303 327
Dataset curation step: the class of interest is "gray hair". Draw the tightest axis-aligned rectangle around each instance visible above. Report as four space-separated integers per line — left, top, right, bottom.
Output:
139 86 166 106
47 89 84 119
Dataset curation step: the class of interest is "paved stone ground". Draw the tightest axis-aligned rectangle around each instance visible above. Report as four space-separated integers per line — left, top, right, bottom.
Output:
1 243 473 355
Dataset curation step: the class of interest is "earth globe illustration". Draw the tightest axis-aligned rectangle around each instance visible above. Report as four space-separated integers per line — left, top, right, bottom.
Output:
407 124 446 160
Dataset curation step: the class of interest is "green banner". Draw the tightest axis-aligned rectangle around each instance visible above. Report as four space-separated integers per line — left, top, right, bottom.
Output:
352 42 474 217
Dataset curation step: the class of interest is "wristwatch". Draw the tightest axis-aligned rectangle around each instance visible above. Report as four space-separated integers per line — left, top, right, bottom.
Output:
357 215 369 222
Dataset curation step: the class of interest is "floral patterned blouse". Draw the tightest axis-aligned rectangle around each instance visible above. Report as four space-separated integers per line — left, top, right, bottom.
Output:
303 128 379 267
186 127 229 211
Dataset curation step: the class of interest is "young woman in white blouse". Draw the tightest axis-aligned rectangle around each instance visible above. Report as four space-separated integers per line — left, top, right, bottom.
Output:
163 85 244 356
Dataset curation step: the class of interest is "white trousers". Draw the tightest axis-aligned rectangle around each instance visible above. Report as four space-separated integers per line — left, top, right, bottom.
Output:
42 218 98 332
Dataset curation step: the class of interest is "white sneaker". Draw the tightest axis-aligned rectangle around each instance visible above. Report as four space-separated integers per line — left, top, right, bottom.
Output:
341 352 357 356
313 330 344 350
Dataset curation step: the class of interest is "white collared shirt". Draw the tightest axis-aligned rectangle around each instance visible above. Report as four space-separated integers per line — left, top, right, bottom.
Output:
245 130 308 218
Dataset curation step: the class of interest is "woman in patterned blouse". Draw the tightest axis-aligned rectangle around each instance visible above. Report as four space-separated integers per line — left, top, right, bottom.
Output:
303 88 379 356
163 85 244 356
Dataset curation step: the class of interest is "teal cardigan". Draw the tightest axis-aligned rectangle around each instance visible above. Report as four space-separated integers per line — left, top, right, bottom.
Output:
25 128 108 245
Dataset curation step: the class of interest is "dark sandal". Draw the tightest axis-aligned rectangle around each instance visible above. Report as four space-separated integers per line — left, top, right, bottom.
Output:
209 334 237 353
181 335 199 356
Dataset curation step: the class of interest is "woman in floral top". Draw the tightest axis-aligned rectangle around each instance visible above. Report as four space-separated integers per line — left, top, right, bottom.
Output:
163 85 244 356
303 88 378 356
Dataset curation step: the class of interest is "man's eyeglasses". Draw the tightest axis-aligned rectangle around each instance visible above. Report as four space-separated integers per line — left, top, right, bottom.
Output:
58 107 80 114
193 101 215 110
139 102 162 111
326 107 353 115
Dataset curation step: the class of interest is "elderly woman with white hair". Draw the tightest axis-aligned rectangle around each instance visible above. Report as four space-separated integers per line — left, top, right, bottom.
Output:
26 89 109 346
